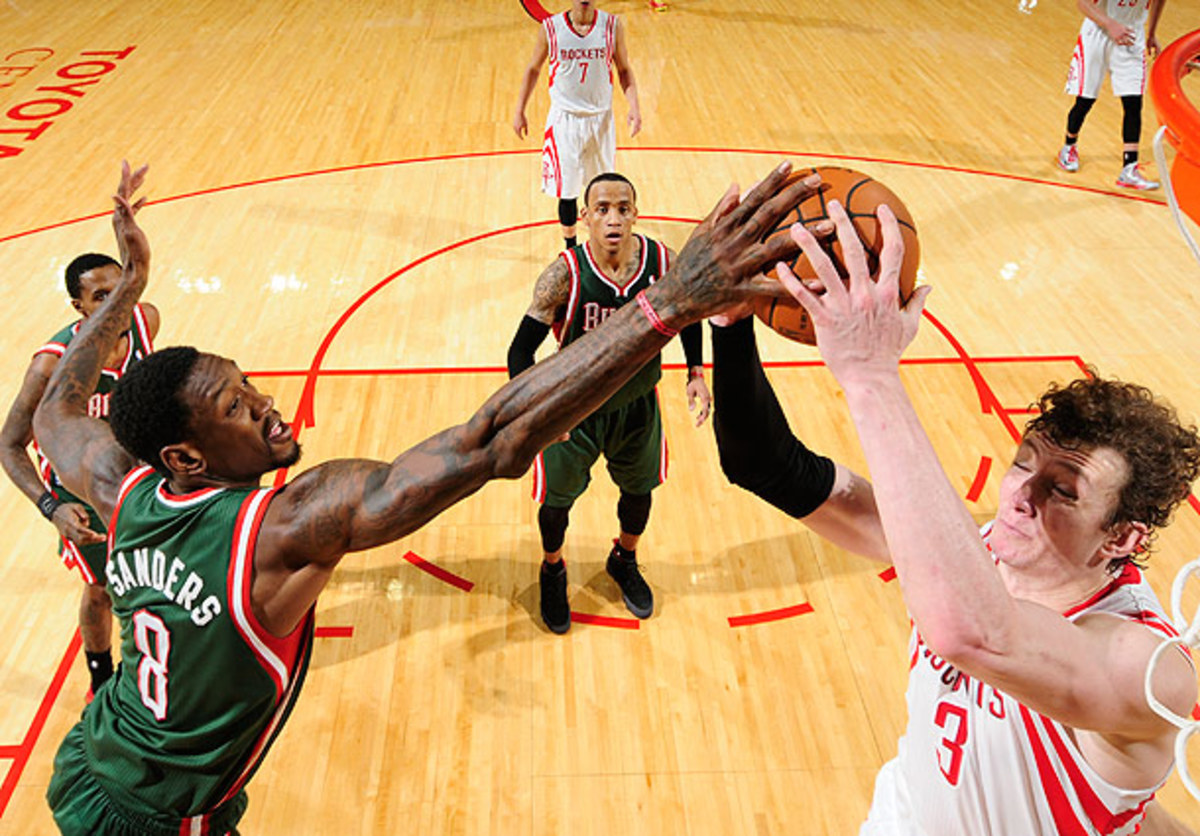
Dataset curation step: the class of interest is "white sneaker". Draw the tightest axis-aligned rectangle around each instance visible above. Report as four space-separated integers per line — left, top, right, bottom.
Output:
1057 144 1079 172
1116 163 1159 190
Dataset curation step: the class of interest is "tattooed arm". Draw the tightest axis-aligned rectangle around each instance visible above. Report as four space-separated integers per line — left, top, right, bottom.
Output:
31 163 148 523
251 163 819 636
506 256 570 378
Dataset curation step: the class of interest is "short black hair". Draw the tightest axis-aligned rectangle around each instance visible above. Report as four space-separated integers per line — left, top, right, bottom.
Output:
65 253 119 300
583 172 636 206
110 347 201 476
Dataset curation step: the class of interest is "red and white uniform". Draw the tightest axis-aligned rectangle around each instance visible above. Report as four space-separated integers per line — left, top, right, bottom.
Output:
1065 0 1153 98
540 10 618 199
862 522 1182 836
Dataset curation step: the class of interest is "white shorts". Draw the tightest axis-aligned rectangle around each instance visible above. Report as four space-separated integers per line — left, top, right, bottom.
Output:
541 107 616 200
859 758 929 836
1064 19 1147 98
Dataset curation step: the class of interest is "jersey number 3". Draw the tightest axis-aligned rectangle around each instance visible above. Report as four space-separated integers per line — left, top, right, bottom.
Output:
133 609 172 721
934 701 968 786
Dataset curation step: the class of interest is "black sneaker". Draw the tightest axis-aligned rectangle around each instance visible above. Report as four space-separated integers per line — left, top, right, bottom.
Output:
539 561 571 634
606 542 653 619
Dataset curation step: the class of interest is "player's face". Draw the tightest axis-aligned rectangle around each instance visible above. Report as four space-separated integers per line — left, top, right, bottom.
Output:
988 433 1131 573
180 354 301 484
72 263 123 317
582 181 637 256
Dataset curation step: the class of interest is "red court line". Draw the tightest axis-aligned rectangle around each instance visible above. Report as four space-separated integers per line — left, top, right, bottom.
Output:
879 566 898 583
728 602 814 627
965 456 992 503
0 147 1165 246
571 612 640 629
314 626 354 638
0 631 81 817
402 551 474 592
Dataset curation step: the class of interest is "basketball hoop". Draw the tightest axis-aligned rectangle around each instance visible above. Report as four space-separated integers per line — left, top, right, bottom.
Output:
1149 29 1200 264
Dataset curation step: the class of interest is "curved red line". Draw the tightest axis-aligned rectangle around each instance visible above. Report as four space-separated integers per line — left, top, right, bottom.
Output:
0 147 1165 245
570 612 640 629
402 550 474 592
965 456 992 503
728 602 814 627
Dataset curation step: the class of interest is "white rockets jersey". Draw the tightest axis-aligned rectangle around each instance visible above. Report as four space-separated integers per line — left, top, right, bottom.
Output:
1083 0 1151 30
544 10 616 116
889 522 1183 836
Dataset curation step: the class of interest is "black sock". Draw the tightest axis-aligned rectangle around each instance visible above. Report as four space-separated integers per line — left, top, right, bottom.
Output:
612 543 636 562
1064 136 1078 147
1123 151 1138 167
542 558 565 575
564 236 577 249
86 649 114 691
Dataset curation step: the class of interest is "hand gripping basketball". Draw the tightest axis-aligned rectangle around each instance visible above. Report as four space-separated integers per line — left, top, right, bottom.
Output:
778 200 931 381
650 162 821 326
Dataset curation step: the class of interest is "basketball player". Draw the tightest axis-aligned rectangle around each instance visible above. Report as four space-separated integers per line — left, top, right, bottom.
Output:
710 202 1200 834
1056 0 1167 190
35 159 815 835
0 247 158 700
507 172 709 633
512 0 641 250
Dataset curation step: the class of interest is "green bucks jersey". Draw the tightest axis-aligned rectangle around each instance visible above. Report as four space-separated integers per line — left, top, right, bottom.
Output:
556 234 669 411
84 465 313 830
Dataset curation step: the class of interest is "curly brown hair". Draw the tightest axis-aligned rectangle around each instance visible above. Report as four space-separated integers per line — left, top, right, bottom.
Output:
1024 371 1200 570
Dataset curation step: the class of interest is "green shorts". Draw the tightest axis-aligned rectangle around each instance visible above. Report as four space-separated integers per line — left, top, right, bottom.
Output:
47 723 247 836
538 388 664 507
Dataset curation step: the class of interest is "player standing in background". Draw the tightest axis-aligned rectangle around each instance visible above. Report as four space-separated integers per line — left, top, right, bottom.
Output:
507 173 710 633
1057 0 1167 190
513 0 641 250
710 202 1200 834
37 159 816 835
0 250 159 700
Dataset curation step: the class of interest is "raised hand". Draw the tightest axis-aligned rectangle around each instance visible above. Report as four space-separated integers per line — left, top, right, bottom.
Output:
112 160 150 283
650 162 822 325
777 201 930 385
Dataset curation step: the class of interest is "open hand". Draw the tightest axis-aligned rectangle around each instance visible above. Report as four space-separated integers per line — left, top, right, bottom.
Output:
777 201 930 385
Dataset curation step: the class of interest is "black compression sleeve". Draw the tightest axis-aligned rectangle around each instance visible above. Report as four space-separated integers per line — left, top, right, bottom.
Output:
680 322 703 370
711 317 836 518
507 315 552 379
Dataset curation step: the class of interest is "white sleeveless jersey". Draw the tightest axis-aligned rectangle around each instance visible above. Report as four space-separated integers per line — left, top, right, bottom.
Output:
1085 0 1151 30
544 10 616 116
890 522 1181 836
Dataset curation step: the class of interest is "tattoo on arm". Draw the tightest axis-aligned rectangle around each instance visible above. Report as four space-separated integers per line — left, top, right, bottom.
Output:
527 258 570 324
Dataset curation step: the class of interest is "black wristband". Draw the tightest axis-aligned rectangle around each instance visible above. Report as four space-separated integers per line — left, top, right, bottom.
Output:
37 490 62 520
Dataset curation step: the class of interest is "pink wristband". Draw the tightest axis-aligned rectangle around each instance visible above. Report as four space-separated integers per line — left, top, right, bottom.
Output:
636 290 678 338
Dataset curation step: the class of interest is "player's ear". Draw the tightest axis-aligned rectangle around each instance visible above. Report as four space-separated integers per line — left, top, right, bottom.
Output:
71 298 85 316
161 443 206 478
1099 520 1148 561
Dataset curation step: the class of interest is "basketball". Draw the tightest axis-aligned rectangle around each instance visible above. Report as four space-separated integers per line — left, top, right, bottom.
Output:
753 166 920 345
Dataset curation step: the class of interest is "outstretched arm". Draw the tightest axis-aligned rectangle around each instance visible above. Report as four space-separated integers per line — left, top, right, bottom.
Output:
251 164 821 635
31 162 148 523
1 355 105 546
613 19 641 137
710 313 888 559
513 26 549 139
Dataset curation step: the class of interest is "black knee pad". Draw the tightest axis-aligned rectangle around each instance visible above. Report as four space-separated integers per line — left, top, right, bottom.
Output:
1120 95 1143 145
538 503 572 553
617 491 652 536
557 198 578 229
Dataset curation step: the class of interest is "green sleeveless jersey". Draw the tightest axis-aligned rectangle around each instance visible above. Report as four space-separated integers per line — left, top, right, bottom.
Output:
85 465 313 829
557 234 669 412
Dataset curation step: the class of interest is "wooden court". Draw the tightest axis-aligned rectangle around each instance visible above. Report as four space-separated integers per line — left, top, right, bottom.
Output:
1 1 1199 833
